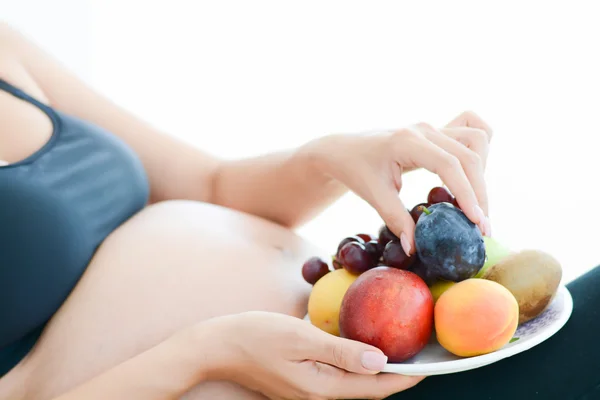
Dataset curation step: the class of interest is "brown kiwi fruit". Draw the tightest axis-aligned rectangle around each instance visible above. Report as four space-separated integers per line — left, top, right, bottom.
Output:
481 249 562 324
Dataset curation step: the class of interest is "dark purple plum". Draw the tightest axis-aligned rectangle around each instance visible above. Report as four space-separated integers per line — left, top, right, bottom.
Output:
414 203 485 282
409 257 437 286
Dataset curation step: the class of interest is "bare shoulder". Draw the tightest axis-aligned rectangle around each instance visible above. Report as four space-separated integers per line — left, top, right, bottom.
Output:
0 23 54 163
0 21 21 55
0 21 33 48
0 22 49 102
0 20 13 40
0 22 19 68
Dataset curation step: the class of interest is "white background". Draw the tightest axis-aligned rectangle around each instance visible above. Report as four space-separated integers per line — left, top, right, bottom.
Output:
2 0 599 283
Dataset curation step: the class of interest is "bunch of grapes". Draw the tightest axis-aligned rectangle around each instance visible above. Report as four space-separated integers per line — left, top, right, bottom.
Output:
302 186 459 286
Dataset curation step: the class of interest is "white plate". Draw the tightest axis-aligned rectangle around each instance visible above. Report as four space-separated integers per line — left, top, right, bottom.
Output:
306 285 573 376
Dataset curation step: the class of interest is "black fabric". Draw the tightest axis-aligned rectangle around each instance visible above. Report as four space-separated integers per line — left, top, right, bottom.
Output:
0 79 150 376
388 266 600 400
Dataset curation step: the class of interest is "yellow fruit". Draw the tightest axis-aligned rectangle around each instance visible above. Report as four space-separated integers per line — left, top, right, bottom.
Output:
475 236 513 278
308 268 359 335
429 280 456 304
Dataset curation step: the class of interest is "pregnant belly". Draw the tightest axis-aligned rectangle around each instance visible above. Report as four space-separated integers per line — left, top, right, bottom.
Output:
7 200 323 399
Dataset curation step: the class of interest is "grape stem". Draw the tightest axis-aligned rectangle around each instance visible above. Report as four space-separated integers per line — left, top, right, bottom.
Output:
420 206 432 215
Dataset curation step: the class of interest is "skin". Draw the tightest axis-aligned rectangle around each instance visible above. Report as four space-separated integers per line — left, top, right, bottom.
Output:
0 22 493 400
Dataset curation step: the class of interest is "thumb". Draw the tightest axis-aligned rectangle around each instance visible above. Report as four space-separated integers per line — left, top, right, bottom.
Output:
307 328 389 374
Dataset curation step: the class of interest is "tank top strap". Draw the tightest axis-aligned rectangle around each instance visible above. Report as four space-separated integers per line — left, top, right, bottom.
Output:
0 78 61 169
0 78 54 115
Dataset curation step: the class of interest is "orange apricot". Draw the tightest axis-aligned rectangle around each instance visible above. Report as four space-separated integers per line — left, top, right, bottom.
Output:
435 278 519 357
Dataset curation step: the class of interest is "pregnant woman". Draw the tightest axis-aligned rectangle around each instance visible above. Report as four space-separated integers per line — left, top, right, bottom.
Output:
1 22 596 400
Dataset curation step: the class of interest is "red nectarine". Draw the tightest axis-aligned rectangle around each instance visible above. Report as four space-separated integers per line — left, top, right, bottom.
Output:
339 267 434 362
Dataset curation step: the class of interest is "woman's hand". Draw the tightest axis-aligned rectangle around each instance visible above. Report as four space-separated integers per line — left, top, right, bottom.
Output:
195 311 424 399
301 111 493 256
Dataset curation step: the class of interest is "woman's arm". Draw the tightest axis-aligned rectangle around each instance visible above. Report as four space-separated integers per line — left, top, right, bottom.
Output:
52 328 209 400
0 23 347 227
211 149 348 227
1 23 492 234
53 312 423 400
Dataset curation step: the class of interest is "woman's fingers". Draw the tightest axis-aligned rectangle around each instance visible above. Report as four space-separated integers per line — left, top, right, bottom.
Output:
445 110 493 141
312 363 425 400
303 324 388 375
441 127 490 169
402 125 486 231
371 184 416 256
419 125 490 229
296 325 424 399
342 156 416 255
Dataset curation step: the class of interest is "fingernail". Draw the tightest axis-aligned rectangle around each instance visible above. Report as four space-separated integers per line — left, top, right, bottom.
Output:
473 205 485 224
400 232 412 256
484 217 492 237
361 351 388 371
477 223 485 236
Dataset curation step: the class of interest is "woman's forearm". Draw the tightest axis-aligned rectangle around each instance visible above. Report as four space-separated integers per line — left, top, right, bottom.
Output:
52 328 210 400
211 146 347 228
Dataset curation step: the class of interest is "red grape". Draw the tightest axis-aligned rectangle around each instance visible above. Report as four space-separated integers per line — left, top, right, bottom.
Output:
364 240 382 263
356 233 375 242
377 225 399 253
302 257 330 285
338 242 377 274
427 186 454 205
410 203 430 223
382 241 415 270
337 236 365 256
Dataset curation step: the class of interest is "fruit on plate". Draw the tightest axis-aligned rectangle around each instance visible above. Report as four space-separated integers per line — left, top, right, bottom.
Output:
480 250 562 324
382 240 415 270
415 203 485 282
338 242 378 274
410 202 430 223
301 256 330 285
475 236 513 278
337 235 365 255
339 267 434 363
356 233 375 242
364 240 381 263
302 184 564 363
435 279 519 357
427 186 454 205
408 256 437 286
429 280 456 304
307 268 359 336
377 225 399 252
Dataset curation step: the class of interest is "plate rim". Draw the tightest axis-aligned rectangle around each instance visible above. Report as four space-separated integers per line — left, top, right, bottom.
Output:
381 284 574 375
